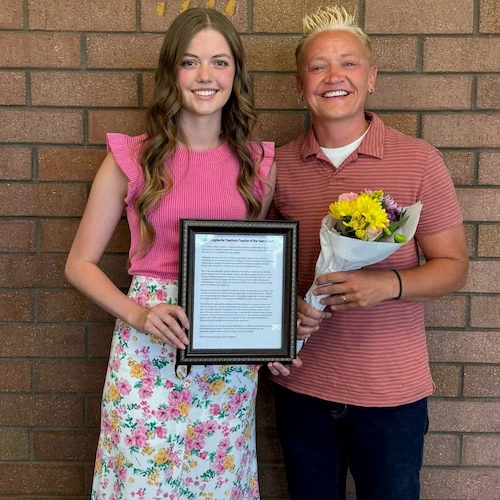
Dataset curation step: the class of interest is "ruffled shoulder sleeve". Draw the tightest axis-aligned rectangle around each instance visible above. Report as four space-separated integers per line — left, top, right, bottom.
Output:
106 133 147 203
249 141 275 200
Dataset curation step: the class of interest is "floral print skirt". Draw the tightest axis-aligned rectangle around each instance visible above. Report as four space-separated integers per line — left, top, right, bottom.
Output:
92 275 260 500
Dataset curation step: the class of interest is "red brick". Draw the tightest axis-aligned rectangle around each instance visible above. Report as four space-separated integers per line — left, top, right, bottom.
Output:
471 296 500 328
0 325 85 357
425 296 466 327
0 109 82 143
0 71 25 105
257 464 290 498
0 429 30 461
423 114 500 148
0 146 32 180
430 364 460 397
88 109 146 144
40 219 80 253
0 183 87 217
424 37 500 72
478 153 500 185
429 400 500 432
477 76 500 109
427 330 500 364
142 72 155 107
88 395 103 427
88 324 114 358
0 290 33 322
421 467 500 499
371 37 418 72
457 188 500 223
0 464 85 495
377 113 418 137
243 37 298 72
86 34 163 69
0 220 35 252
38 147 106 182
423 433 459 466
253 74 302 110
253 0 356 32
0 254 68 288
41 218 130 253
38 290 114 323
0 33 80 68
33 430 98 461
0 0 23 29
369 75 472 110
463 365 500 397
478 224 500 257
255 112 307 147
441 151 475 185
28 0 135 31
0 361 31 391
140 0 248 32
36 360 107 393
256 426 283 462
464 223 476 257
480 0 500 33
0 395 83 426
462 435 500 466
462 261 500 293
99 254 131 288
31 72 138 107
367 0 473 33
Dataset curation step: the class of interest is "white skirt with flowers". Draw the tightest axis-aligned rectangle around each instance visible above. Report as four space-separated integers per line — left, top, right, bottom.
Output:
92 275 260 500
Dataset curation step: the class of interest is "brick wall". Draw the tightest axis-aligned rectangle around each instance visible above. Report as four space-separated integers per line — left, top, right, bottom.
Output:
0 0 498 498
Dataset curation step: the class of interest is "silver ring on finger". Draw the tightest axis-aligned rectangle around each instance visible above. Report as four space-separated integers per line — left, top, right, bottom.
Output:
342 294 349 304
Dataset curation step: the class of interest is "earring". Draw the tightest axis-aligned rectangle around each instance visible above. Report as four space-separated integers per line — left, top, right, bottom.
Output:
369 89 374 95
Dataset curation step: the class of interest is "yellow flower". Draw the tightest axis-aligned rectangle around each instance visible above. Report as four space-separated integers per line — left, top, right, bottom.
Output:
249 476 257 489
186 426 195 439
223 455 235 471
153 448 169 465
95 458 102 474
243 425 251 440
143 446 154 456
106 384 120 402
225 387 236 396
179 402 189 416
189 459 198 468
128 360 144 378
209 379 225 395
116 454 126 467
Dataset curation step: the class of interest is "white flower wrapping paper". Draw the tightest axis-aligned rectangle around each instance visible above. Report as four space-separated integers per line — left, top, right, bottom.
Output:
297 201 423 352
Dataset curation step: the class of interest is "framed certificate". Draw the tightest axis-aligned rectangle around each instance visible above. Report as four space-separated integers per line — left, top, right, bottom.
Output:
177 219 299 365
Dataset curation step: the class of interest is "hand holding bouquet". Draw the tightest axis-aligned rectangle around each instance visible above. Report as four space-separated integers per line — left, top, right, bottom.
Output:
304 190 423 311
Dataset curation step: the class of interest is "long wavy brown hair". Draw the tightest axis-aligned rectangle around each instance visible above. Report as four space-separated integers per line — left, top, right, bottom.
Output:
135 8 263 256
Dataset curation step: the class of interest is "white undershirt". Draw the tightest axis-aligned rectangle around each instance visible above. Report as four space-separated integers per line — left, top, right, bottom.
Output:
321 125 371 168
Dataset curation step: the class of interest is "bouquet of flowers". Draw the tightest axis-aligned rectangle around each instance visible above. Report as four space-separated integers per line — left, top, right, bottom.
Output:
303 190 423 311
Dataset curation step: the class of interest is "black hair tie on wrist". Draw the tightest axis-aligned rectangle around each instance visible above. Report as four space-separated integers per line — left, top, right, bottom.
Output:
392 269 402 300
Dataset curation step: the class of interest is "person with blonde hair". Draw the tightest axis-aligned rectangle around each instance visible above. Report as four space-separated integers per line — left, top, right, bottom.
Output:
66 7 298 499
269 5 468 499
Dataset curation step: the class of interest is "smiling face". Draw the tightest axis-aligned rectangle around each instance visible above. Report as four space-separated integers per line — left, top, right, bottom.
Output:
296 28 377 132
177 28 236 122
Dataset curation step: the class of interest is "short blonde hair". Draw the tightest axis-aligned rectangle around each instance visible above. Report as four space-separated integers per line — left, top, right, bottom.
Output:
295 6 373 66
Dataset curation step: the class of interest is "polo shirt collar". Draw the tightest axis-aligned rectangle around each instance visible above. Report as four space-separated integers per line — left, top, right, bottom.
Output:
300 112 385 161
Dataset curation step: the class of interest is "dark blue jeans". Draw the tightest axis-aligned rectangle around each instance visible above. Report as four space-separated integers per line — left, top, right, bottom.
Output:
273 383 428 500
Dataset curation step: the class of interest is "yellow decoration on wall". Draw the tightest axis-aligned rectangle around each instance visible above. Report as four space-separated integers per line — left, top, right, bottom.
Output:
156 2 166 16
225 0 236 15
181 0 191 12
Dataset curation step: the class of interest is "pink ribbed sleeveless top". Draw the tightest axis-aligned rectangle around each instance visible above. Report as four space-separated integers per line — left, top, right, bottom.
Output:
107 133 274 281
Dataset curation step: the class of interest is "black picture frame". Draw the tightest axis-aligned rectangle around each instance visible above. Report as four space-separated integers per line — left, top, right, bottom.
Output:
177 219 299 365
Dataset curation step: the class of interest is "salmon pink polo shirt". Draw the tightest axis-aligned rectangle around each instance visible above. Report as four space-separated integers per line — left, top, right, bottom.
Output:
269 112 463 407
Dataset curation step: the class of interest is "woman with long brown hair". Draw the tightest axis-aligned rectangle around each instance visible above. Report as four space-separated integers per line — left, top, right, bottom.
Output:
66 8 294 499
